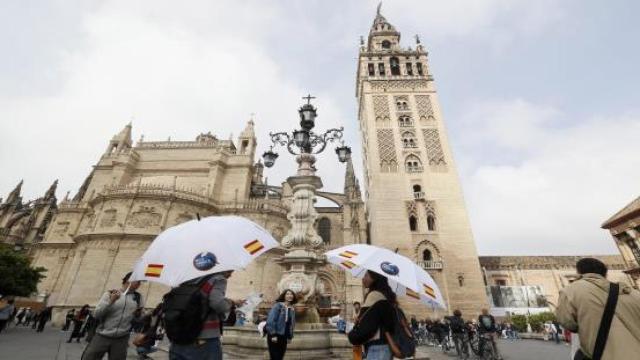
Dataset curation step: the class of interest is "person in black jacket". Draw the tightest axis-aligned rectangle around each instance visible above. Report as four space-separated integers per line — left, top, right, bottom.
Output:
348 270 396 360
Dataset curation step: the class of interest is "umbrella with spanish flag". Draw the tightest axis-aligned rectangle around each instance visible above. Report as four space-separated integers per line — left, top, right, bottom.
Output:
324 244 446 309
131 215 278 287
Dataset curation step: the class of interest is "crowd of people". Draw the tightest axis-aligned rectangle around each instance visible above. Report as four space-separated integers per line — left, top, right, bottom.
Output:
0 301 53 334
1 257 639 360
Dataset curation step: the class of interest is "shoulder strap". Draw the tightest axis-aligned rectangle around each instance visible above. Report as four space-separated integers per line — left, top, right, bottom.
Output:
592 282 619 360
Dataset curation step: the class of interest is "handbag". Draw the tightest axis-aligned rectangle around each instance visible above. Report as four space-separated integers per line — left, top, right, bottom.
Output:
574 282 619 360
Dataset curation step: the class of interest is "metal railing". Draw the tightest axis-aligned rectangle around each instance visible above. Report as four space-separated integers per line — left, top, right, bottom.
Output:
418 260 443 270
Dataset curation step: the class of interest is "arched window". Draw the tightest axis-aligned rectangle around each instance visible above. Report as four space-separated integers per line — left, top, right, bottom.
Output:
381 40 391 49
405 155 422 172
427 215 436 231
398 115 412 127
406 63 413 76
409 215 418 231
378 63 385 76
416 62 424 76
422 249 432 261
390 57 401 75
318 217 331 244
402 132 417 148
413 184 422 193
368 63 375 76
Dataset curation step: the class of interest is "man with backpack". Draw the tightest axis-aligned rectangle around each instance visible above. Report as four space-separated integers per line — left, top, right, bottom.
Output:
447 310 469 359
82 272 143 360
477 308 502 360
164 270 245 360
556 258 640 360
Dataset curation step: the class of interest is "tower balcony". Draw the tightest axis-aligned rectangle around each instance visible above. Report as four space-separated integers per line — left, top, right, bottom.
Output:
413 191 425 200
419 260 443 270
406 166 424 173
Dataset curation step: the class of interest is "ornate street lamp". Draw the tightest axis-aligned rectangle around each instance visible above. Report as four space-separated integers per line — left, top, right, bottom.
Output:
261 94 352 324
261 94 350 168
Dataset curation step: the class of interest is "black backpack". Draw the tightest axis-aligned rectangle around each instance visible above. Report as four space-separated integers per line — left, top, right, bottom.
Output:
162 277 212 345
384 306 416 359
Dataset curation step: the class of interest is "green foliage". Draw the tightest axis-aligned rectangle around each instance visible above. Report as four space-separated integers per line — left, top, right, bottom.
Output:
510 314 528 332
0 244 46 297
528 312 556 332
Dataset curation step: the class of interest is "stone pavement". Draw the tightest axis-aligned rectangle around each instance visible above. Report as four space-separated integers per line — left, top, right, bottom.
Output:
0 324 571 360
416 338 571 360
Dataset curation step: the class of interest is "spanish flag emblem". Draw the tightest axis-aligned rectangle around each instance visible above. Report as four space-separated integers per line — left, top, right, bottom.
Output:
406 288 420 300
423 283 436 299
339 250 358 259
341 260 356 269
145 264 164 278
244 239 264 255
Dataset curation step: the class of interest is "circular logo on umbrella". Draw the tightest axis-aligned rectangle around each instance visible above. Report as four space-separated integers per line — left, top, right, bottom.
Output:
380 261 400 276
193 252 218 271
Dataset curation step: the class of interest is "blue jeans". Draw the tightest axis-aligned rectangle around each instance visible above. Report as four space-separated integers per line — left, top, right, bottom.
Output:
365 344 392 360
169 338 222 360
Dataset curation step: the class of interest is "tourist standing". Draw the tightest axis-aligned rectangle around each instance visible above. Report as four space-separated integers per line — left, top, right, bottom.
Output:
0 297 15 334
447 310 469 359
265 289 297 360
36 307 52 332
167 270 245 360
477 308 502 359
81 272 143 360
556 258 640 359
63 309 76 331
23 308 33 327
68 305 90 343
348 270 396 360
15 307 26 325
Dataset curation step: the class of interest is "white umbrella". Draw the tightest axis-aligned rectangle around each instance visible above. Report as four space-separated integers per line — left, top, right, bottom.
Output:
325 244 446 309
131 215 278 287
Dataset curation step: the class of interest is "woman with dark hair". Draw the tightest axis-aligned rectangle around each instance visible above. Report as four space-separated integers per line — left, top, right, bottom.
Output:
265 289 297 360
67 304 90 343
348 271 396 360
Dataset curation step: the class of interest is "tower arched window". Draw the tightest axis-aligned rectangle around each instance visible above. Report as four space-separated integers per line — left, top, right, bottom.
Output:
422 249 433 261
378 63 385 76
318 217 331 244
409 215 418 232
398 115 412 127
405 155 423 173
416 62 424 76
413 184 421 193
406 63 413 76
390 57 401 75
368 63 375 76
402 132 417 148
427 215 436 231
381 40 391 49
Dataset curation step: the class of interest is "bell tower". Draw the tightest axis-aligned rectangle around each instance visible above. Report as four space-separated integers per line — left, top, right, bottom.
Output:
356 5 488 316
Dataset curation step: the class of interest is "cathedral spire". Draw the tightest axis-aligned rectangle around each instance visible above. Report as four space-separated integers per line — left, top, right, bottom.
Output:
105 123 133 155
5 179 23 204
344 157 361 200
44 179 58 201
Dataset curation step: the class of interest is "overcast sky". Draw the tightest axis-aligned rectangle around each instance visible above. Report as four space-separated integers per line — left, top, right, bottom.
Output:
1 0 639 255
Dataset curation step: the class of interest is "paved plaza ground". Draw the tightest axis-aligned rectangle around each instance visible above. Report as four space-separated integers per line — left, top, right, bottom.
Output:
0 325 571 360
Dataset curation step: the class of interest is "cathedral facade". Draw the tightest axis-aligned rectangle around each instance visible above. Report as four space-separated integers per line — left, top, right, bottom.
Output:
26 120 366 323
355 9 488 316
5 7 495 322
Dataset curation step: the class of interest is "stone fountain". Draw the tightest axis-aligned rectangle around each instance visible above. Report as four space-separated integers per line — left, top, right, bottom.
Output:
222 97 353 358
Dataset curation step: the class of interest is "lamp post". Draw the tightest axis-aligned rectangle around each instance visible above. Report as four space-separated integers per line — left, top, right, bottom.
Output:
262 95 351 324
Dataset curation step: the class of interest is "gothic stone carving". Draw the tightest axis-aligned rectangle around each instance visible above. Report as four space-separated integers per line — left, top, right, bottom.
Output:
128 206 161 228
53 221 70 237
376 129 398 172
100 209 117 228
422 129 447 166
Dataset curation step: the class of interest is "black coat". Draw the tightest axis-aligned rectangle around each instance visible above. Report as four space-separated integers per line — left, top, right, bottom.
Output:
347 298 395 346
